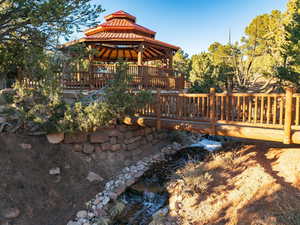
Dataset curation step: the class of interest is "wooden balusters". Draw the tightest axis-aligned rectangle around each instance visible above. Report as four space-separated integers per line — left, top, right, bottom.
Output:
210 88 216 135
155 89 161 129
283 87 294 144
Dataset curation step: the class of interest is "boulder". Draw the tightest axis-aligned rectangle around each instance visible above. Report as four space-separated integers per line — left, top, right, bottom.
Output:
64 132 87 144
1 207 20 219
46 133 64 144
83 143 94 154
90 132 110 144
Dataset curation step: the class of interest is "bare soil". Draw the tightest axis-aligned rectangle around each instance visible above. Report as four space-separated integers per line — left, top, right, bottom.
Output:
0 133 168 225
168 142 300 225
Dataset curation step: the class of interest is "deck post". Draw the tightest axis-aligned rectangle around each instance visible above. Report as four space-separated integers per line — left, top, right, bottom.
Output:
210 88 216 136
156 89 161 130
283 87 294 144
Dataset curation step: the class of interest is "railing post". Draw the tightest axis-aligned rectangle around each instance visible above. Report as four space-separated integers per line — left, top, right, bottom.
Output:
283 87 294 144
156 89 161 130
210 88 216 136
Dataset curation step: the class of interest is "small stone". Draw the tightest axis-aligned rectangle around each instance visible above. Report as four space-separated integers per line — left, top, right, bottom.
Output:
19 143 32 150
2 207 20 219
111 144 121 151
87 172 104 182
94 217 111 225
88 212 95 218
108 192 118 200
67 221 80 225
146 134 153 142
49 167 60 175
95 145 102 152
102 196 110 205
0 117 6 123
46 133 64 144
83 143 94 154
76 210 88 218
73 144 82 152
110 137 117 145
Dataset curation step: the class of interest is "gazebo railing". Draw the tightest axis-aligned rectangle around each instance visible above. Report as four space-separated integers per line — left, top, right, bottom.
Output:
21 65 185 90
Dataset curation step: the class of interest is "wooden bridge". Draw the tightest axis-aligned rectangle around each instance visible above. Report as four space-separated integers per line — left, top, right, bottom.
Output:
126 87 300 145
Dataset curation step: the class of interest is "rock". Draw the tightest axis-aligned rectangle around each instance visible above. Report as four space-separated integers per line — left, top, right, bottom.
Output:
73 144 83 152
0 116 6 123
107 129 121 137
110 137 117 145
76 210 88 218
19 143 32 150
125 136 141 144
49 167 60 175
101 143 111 151
67 221 80 225
94 217 111 225
102 196 110 205
126 142 139 150
0 221 10 225
64 132 87 144
146 134 153 142
111 144 121 151
46 133 64 144
90 132 110 144
83 144 94 154
1 207 20 219
109 201 126 219
87 172 104 182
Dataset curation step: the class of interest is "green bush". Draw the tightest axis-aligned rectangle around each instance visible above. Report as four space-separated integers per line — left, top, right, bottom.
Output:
11 63 153 133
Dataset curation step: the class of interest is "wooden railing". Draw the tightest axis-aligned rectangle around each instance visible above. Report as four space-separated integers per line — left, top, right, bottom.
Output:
135 87 300 144
20 65 185 90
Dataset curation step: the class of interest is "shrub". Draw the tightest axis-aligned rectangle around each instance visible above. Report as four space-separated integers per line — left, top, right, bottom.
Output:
10 62 153 133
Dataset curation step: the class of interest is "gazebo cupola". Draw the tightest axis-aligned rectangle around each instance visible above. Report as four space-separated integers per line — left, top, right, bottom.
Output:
64 10 180 67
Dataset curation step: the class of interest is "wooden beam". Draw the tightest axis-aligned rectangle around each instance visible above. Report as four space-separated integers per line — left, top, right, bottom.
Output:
148 46 165 56
124 117 298 144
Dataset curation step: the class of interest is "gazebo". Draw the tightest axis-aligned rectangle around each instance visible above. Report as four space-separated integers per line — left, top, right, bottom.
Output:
62 10 184 90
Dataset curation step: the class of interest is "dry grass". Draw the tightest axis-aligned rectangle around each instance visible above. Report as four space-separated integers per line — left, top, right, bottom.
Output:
167 143 300 225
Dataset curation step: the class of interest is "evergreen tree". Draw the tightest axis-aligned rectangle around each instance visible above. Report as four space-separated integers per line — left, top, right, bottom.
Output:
275 0 300 86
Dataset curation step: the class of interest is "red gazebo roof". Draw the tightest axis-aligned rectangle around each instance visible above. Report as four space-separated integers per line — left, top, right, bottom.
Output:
63 10 180 61
85 10 156 37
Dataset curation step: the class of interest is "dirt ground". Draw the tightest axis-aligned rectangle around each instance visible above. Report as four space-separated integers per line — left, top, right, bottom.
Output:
0 133 168 225
168 142 300 225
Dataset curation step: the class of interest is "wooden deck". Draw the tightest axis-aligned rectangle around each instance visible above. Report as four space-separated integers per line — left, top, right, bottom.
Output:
21 65 186 90
127 88 300 144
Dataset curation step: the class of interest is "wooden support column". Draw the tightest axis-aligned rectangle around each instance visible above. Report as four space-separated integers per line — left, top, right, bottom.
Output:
137 45 144 66
210 88 216 136
283 87 294 144
168 50 173 70
156 89 161 129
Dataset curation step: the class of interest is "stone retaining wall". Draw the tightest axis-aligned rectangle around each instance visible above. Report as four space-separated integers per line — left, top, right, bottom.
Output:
61 125 166 154
47 125 171 179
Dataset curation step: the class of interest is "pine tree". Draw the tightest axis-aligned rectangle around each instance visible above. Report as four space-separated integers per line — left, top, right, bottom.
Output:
276 0 300 85
282 0 300 69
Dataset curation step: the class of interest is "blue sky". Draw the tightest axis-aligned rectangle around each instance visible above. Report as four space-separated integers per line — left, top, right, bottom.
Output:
85 0 288 56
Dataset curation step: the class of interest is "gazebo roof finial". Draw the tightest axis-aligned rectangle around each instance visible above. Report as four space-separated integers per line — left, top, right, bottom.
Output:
104 10 136 22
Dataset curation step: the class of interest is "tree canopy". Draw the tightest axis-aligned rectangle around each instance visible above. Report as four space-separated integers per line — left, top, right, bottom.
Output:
187 0 300 92
0 0 104 80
